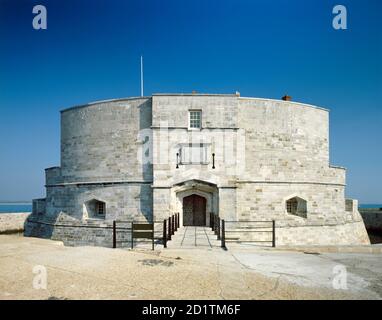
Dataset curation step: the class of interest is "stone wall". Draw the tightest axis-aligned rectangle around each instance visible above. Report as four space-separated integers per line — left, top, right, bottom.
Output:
0 213 30 234
237 98 344 184
151 94 243 222
224 220 370 245
25 212 127 247
28 94 369 246
152 94 238 129
27 98 155 246
236 183 349 224
45 183 152 221
151 94 241 189
275 221 370 245
25 212 164 247
41 97 154 222
60 98 152 183
150 95 361 244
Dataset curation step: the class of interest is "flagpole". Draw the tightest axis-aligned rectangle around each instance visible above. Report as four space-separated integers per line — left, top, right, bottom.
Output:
140 55 144 97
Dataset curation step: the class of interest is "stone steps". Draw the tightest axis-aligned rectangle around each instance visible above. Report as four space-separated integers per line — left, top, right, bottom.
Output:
166 226 222 248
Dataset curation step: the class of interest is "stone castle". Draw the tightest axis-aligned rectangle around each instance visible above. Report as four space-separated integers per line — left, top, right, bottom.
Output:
25 93 370 246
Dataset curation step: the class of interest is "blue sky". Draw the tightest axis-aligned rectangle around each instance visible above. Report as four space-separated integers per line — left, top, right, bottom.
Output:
0 0 381 203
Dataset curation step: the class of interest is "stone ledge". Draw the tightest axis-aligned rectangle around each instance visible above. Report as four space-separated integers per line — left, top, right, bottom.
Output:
236 180 346 186
46 180 153 187
61 96 151 113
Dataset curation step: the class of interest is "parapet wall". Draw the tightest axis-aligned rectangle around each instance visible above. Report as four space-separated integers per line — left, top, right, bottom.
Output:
25 213 118 247
0 213 30 234
60 98 152 183
237 98 343 184
45 167 62 185
275 221 370 245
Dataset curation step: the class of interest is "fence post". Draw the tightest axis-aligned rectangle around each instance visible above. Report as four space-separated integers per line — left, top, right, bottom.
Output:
217 216 220 240
163 219 167 248
168 216 172 241
177 212 180 228
221 219 225 248
170 215 173 237
272 220 276 247
113 220 116 249
152 221 155 251
131 221 134 249
172 214 175 235
174 214 178 232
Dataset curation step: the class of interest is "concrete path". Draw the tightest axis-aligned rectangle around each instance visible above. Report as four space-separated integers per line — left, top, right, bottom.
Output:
230 250 382 295
167 226 221 248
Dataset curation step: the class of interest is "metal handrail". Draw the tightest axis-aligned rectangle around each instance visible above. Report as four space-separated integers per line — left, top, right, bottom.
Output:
161 212 180 249
210 214 276 248
27 220 114 229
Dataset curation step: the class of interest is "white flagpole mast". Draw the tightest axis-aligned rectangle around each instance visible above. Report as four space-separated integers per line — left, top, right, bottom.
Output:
140 55 144 97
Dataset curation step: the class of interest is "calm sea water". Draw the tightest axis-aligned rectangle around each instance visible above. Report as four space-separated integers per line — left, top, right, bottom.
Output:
359 204 382 209
0 204 32 213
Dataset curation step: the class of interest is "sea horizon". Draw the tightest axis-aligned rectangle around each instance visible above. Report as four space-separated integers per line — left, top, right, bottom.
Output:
0 201 32 204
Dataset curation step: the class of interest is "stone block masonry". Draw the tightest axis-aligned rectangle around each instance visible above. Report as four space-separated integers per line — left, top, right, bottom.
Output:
0 213 30 234
25 93 370 247
25 212 131 247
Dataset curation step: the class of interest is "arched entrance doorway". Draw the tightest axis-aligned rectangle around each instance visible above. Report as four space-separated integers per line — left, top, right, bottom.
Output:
183 194 207 226
170 179 219 226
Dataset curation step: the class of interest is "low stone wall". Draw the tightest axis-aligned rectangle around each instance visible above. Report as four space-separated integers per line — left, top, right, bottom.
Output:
26 220 117 247
24 210 371 247
275 221 370 245
24 212 133 247
0 213 30 234
226 220 370 246
359 208 382 232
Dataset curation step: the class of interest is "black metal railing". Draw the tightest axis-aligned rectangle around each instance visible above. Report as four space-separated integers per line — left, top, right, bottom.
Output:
29 212 275 250
162 212 180 248
112 220 132 249
210 213 276 249
28 214 181 250
210 212 221 240
112 220 169 250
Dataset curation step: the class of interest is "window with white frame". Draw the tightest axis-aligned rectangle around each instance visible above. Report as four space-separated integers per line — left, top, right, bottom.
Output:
189 110 202 129
286 196 307 218
180 143 208 164
83 199 106 220
96 201 105 216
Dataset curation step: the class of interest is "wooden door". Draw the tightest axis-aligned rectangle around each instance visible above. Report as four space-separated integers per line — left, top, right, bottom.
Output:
183 194 206 226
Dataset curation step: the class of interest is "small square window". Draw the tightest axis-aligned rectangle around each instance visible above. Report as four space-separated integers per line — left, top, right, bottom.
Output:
189 110 202 129
96 202 105 216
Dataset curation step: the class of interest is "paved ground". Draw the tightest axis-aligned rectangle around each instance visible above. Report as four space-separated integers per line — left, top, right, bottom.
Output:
0 234 381 300
167 226 221 248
